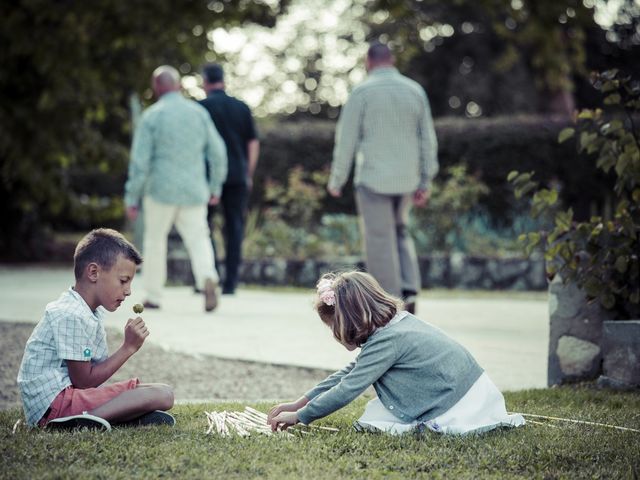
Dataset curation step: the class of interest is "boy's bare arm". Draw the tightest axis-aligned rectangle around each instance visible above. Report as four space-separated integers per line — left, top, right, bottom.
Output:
67 317 148 389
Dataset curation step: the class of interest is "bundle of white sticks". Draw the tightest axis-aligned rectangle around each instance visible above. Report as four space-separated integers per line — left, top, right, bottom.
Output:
204 406 339 437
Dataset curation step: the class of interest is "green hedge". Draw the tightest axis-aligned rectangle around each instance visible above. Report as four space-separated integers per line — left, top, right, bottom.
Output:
254 115 610 222
61 114 608 233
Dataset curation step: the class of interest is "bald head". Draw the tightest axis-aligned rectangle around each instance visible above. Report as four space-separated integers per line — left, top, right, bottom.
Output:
152 65 180 97
366 42 395 72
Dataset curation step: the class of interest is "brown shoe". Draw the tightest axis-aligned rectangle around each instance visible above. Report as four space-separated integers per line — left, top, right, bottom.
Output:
204 278 218 312
142 300 161 310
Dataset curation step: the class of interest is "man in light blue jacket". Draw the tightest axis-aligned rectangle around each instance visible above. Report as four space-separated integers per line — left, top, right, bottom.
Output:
125 65 227 312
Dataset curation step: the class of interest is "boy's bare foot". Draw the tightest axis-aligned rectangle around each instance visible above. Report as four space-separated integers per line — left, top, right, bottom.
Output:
204 278 218 312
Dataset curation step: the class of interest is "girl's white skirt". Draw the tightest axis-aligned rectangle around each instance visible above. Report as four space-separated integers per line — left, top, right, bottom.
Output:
356 372 525 435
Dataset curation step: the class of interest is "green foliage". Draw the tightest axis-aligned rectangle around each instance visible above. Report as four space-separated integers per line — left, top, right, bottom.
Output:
369 0 596 113
244 166 329 259
257 116 606 226
243 163 523 258
510 70 640 319
2 387 640 478
412 165 490 253
0 1 281 259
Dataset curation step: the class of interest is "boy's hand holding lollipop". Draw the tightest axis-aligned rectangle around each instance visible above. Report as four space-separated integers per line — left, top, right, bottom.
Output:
124 303 148 353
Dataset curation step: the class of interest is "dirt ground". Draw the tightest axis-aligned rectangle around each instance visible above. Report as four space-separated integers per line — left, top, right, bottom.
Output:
0 322 332 412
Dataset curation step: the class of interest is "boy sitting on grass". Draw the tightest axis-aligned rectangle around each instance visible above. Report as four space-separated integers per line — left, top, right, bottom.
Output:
17 228 175 431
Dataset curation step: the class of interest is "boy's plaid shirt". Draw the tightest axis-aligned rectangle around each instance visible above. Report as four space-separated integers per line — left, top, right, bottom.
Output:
17 288 108 425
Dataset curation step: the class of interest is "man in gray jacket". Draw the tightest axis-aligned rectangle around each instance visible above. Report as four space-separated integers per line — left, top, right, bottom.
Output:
328 42 439 313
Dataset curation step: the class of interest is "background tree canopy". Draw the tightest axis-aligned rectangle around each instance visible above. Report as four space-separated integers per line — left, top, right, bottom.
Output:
0 0 283 258
1 0 638 259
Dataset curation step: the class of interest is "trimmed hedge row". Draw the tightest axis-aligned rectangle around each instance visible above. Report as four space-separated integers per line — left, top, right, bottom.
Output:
254 115 609 222
61 114 609 233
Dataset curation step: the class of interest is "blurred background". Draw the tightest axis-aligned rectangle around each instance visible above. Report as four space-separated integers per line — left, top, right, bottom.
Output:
1 0 639 264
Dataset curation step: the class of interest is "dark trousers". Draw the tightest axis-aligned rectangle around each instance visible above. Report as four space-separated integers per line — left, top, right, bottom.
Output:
208 183 248 293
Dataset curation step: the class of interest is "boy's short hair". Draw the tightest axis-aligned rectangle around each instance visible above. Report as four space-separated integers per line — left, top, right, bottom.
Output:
74 228 142 280
314 271 403 347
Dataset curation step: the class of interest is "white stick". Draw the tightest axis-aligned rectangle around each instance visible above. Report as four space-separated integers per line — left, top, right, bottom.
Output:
242 410 269 426
245 406 268 420
12 419 22 435
516 413 640 433
220 411 229 436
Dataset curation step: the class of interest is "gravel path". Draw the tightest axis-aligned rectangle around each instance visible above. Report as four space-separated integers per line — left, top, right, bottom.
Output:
0 322 332 412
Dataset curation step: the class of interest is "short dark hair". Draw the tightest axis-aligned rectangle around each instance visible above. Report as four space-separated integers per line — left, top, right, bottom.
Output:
74 228 142 280
202 63 224 83
367 41 392 63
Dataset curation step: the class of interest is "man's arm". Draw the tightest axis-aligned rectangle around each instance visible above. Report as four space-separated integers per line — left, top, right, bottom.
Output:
417 90 439 193
204 114 228 199
328 91 363 195
246 138 260 190
124 116 153 210
67 317 148 389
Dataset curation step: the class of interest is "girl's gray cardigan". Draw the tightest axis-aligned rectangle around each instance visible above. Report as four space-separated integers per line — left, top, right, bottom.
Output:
297 313 484 425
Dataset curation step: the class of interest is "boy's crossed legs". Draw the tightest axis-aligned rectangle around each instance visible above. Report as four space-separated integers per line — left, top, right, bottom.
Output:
42 379 174 430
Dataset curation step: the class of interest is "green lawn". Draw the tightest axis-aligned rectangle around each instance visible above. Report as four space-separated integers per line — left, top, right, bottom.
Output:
2 386 638 479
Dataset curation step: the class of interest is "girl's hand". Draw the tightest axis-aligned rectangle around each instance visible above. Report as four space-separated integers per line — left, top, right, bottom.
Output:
269 411 299 431
267 396 309 423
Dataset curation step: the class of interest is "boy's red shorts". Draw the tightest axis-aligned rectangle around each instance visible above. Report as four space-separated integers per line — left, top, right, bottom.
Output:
39 378 139 427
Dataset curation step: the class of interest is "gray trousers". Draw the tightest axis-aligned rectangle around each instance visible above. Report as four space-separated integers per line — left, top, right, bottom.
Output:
355 186 421 298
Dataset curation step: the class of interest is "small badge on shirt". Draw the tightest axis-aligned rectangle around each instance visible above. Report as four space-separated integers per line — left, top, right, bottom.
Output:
83 348 91 358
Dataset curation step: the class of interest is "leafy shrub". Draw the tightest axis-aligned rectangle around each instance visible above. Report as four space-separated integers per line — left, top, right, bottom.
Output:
510 70 640 319
243 163 531 259
411 165 487 253
255 115 611 225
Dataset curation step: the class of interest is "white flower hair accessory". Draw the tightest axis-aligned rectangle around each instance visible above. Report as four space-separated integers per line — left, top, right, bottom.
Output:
317 278 336 306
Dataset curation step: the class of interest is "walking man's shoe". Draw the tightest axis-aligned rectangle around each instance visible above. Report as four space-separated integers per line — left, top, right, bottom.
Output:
46 412 111 431
404 294 417 315
142 300 161 310
204 278 218 312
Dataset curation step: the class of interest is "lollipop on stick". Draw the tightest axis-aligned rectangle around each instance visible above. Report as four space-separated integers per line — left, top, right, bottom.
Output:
133 303 144 314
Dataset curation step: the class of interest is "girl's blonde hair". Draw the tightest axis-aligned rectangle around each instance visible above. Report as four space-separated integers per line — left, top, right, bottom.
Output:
314 271 403 347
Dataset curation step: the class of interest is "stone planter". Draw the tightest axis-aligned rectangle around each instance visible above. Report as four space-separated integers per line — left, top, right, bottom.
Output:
597 320 640 390
547 275 607 386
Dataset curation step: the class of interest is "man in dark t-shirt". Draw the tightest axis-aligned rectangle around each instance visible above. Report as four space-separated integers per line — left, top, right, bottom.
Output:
199 63 260 294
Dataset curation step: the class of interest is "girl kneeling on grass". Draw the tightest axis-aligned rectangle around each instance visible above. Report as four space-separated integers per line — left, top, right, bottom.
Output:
267 271 525 435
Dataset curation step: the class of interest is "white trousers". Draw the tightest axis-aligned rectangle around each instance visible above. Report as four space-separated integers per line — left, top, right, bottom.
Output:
356 373 525 435
142 196 218 304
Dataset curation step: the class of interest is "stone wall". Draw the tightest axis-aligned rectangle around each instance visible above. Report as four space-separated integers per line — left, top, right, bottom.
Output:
547 275 607 386
167 245 547 291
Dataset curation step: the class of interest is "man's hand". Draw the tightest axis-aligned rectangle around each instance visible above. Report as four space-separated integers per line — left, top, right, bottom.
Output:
327 186 342 198
413 189 431 207
209 195 220 206
123 317 148 354
126 206 139 222
268 411 299 431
